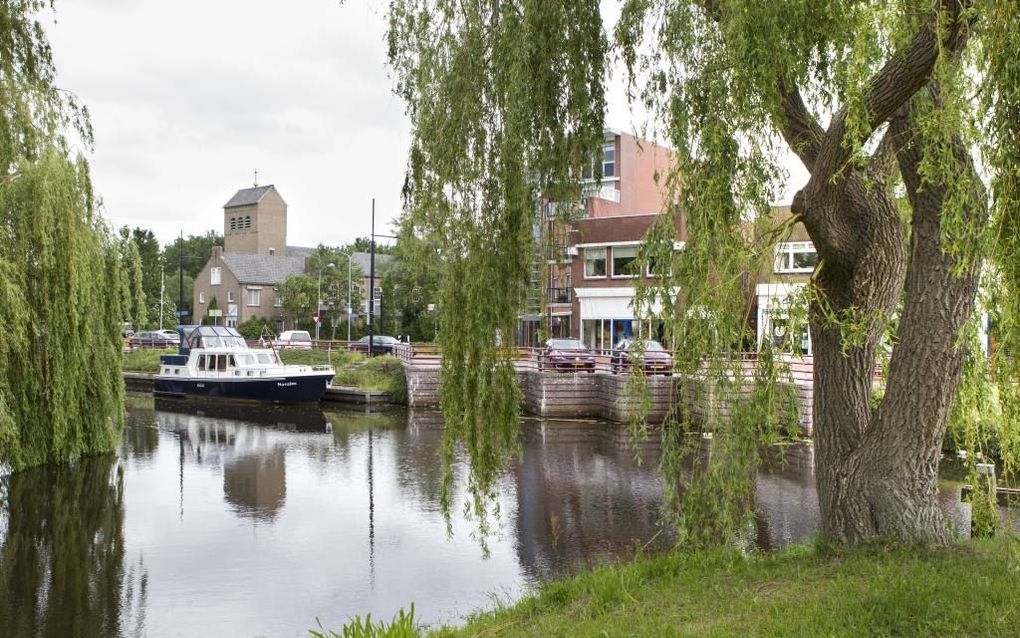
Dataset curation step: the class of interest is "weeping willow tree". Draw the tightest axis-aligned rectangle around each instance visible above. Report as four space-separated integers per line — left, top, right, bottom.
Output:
0 1 125 473
388 0 1020 545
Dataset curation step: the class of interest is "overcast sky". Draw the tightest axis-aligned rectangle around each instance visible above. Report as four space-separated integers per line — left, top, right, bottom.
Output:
45 1 804 249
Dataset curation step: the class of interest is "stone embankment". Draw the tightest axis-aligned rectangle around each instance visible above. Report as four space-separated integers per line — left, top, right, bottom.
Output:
405 364 814 435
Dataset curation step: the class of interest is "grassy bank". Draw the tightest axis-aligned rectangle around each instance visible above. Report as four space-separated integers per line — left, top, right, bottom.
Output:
122 348 406 398
321 539 1020 637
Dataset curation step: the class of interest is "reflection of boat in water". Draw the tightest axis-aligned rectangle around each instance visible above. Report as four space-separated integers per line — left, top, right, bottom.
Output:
154 396 332 433
154 325 334 403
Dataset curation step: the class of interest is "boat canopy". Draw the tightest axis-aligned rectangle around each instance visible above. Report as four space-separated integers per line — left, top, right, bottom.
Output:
177 325 248 355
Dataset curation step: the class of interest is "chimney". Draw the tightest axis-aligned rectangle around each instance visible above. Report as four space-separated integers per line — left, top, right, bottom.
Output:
212 245 223 260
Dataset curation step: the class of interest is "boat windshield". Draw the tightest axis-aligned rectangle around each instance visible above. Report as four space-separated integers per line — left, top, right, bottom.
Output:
255 352 281 365
182 325 248 350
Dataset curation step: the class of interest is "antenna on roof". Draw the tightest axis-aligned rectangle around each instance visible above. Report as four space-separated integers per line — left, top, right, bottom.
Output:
253 168 258 187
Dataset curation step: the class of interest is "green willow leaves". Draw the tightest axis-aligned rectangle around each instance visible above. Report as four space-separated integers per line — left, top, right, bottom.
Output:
0 1 125 472
388 0 607 527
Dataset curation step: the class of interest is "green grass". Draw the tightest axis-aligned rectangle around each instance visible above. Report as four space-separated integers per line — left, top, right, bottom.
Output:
278 348 365 369
333 355 407 399
123 347 406 398
121 347 176 373
427 538 1020 637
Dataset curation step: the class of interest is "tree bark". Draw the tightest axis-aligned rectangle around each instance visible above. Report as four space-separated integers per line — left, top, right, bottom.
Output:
794 89 986 544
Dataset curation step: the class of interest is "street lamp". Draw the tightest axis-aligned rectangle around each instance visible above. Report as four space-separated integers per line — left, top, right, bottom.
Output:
343 252 353 342
316 262 336 341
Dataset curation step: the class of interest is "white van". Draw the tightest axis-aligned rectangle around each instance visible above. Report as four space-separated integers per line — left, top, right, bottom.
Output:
274 330 313 350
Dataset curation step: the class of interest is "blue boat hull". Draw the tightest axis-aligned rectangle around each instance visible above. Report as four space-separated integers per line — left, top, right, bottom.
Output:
153 373 333 403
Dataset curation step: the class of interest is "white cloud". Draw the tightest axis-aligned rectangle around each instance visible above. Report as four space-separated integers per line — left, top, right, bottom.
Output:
45 0 804 249
47 0 408 246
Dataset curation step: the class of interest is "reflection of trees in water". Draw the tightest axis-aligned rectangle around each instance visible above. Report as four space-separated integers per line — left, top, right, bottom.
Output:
0 456 146 638
512 421 668 582
121 406 160 461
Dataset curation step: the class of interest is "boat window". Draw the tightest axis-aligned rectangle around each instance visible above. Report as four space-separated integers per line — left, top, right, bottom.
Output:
256 353 273 365
197 355 207 371
217 355 227 371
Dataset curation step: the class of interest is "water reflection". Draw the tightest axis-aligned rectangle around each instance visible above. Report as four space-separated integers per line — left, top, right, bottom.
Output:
514 419 668 581
0 456 147 637
0 398 1008 637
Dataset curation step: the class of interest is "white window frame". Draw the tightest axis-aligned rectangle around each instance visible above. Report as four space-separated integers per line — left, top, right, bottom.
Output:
227 290 234 303
583 247 607 279
199 292 206 304
246 286 261 307
602 142 616 178
273 287 282 307
611 246 638 279
774 241 817 274
210 267 222 285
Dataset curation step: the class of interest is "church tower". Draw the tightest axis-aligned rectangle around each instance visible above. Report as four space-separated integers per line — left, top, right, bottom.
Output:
222 184 288 256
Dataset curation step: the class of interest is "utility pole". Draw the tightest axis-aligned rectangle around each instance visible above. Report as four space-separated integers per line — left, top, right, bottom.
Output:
368 199 376 356
367 199 398 353
178 230 184 324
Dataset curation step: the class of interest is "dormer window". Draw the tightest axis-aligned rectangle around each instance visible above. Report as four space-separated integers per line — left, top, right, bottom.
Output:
774 241 818 274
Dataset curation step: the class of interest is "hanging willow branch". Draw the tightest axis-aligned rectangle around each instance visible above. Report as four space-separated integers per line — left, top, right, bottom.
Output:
388 0 607 527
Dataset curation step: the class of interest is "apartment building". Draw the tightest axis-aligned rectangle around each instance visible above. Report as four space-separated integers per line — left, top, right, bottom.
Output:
522 129 680 348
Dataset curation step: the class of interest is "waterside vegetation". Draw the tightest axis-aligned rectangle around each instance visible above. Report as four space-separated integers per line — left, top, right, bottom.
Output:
0 3 126 473
318 539 1020 637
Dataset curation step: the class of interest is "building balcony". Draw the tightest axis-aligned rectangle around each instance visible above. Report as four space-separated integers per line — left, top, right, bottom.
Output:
547 287 573 305
544 244 575 262
582 183 621 203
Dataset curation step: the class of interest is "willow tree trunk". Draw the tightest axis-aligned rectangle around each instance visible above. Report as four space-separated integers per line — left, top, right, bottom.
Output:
794 92 985 544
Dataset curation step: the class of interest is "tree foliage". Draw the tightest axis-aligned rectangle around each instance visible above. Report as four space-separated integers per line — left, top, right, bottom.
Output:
0 1 125 473
389 0 608 525
119 229 147 330
277 273 319 331
387 0 1020 546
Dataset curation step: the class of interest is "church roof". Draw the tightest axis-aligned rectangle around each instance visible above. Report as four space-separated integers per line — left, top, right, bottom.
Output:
220 252 306 285
224 185 277 209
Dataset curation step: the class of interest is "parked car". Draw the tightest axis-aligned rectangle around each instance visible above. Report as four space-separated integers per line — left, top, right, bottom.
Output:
540 338 595 372
274 330 313 350
350 335 399 356
129 330 178 349
122 322 135 338
611 339 672 375
156 329 181 345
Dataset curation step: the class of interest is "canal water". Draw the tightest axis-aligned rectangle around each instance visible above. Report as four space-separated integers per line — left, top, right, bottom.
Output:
0 395 977 637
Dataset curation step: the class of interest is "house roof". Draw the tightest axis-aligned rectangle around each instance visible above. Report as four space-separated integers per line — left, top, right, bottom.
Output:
224 185 276 209
221 252 306 285
351 252 393 274
287 245 316 259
